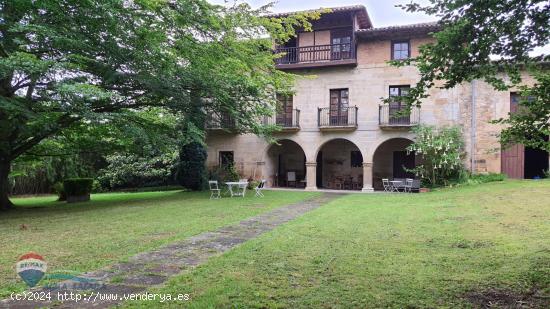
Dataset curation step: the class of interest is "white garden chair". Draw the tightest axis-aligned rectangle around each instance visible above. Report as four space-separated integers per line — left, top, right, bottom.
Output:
382 179 391 192
208 181 221 199
255 180 267 197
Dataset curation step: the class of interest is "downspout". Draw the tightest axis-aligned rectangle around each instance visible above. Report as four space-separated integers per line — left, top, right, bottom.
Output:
470 80 477 173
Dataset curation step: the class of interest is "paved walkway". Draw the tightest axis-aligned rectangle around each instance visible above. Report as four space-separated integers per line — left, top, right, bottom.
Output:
1 193 341 309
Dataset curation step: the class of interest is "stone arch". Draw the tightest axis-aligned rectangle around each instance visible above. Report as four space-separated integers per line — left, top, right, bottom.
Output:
315 138 364 190
263 139 307 188
372 137 417 190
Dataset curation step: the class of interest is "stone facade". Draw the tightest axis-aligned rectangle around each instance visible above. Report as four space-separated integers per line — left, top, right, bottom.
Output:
205 6 548 191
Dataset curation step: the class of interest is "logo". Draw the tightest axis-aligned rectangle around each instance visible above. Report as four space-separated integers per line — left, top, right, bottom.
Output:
16 252 47 287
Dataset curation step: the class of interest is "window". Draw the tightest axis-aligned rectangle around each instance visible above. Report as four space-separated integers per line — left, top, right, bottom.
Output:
219 151 234 167
388 85 411 124
329 89 349 125
276 94 293 126
351 151 363 168
392 40 410 60
331 29 353 59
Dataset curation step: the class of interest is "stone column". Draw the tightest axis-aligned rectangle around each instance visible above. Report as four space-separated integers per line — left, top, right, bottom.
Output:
305 162 317 191
362 162 374 192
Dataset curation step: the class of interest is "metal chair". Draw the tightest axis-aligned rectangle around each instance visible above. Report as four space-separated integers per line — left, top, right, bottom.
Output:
255 179 267 197
208 181 221 199
287 171 296 187
404 178 414 193
382 179 391 192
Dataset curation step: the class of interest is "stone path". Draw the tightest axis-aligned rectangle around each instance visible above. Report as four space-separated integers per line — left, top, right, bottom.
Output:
1 193 341 309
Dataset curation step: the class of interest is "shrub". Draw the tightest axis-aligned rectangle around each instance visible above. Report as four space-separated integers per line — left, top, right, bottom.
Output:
53 182 66 201
208 164 240 185
98 152 178 190
407 125 466 187
175 142 207 191
63 178 93 196
469 173 507 184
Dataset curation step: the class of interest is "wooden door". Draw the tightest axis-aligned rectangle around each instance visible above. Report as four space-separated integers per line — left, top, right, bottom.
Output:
329 89 349 125
276 94 293 127
501 94 525 178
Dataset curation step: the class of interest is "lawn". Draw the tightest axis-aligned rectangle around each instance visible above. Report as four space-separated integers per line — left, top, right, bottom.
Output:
0 190 320 298
127 180 550 308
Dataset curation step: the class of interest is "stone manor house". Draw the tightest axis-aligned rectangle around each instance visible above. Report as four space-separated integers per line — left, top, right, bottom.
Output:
205 5 550 192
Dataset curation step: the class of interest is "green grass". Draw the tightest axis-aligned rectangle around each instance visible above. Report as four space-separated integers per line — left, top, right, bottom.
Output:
0 190 320 298
127 180 550 308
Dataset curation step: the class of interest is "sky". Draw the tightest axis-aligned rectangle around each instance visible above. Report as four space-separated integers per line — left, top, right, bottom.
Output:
207 0 550 56
207 0 439 27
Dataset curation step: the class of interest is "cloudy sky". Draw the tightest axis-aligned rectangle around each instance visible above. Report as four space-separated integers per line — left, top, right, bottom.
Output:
207 0 438 27
207 0 549 56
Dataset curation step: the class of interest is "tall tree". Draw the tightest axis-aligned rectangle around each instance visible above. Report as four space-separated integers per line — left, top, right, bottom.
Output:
0 0 320 210
389 0 550 150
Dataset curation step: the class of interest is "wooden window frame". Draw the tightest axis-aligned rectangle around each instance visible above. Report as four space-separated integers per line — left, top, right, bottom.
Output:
219 151 234 167
391 40 411 60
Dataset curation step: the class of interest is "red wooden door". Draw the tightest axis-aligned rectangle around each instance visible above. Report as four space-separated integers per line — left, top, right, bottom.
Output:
501 94 524 178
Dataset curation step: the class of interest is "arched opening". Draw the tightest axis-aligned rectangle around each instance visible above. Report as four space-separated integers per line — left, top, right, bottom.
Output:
265 139 306 188
373 138 418 190
316 139 363 190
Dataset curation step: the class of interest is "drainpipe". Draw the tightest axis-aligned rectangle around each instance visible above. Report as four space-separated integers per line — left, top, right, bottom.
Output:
470 80 477 173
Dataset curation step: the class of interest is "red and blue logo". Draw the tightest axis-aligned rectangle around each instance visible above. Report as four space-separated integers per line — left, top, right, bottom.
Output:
16 253 47 287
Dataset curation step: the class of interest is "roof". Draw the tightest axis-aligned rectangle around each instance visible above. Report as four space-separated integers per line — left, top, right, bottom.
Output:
356 22 441 39
266 5 373 29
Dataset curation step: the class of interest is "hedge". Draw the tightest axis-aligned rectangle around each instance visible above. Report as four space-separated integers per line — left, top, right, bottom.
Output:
63 178 94 196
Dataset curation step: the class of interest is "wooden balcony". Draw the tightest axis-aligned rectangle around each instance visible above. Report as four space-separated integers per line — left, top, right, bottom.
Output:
318 106 358 131
275 42 357 70
379 105 420 129
264 109 300 132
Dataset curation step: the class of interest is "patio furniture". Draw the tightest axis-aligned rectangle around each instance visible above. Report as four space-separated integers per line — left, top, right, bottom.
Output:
382 179 391 192
390 180 404 192
255 179 267 197
403 178 414 193
208 180 221 199
225 181 248 197
287 171 297 187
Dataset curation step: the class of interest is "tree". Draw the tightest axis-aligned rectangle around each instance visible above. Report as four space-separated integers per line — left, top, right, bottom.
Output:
406 125 465 186
390 0 550 150
0 0 321 210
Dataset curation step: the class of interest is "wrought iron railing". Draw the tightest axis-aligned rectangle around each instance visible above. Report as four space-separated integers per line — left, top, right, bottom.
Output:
275 42 355 65
206 112 236 130
264 109 300 128
379 105 420 126
318 106 358 128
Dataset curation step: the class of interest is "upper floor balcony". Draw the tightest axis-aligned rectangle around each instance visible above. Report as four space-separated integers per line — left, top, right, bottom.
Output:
379 105 420 129
206 112 236 131
275 42 357 70
263 109 300 132
318 106 358 131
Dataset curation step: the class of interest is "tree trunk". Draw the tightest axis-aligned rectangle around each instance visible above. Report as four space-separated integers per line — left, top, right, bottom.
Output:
0 159 14 211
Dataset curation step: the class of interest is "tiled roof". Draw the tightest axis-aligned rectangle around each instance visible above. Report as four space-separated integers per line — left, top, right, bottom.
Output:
356 22 441 39
266 5 373 29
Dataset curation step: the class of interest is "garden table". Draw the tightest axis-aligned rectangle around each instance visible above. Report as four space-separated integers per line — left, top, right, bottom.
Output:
225 181 248 197
389 180 403 192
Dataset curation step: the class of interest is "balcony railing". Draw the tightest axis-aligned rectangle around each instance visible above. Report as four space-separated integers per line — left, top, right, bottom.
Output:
275 42 356 66
379 105 420 128
206 112 236 130
264 109 300 130
318 106 358 129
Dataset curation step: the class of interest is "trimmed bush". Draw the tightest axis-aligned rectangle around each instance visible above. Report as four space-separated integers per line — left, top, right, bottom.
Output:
63 178 93 203
468 173 506 184
175 142 207 191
